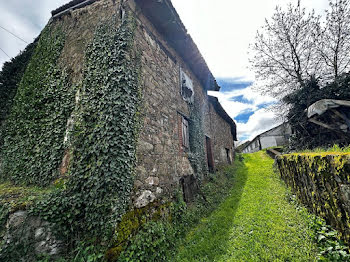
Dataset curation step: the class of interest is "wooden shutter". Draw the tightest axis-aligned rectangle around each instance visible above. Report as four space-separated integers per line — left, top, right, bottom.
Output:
182 117 190 148
182 117 189 149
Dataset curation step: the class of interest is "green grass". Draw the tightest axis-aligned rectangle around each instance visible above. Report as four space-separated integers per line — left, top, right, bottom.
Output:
299 144 350 153
0 181 55 212
175 151 318 261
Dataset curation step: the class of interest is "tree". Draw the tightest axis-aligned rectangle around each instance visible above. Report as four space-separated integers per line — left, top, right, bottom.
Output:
316 0 350 82
251 0 350 99
250 3 321 99
283 74 350 149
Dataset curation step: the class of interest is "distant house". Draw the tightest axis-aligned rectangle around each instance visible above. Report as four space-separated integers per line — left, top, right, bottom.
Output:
235 140 251 153
242 123 291 153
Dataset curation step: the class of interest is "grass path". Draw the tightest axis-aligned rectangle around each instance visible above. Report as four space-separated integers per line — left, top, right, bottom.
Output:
175 151 317 262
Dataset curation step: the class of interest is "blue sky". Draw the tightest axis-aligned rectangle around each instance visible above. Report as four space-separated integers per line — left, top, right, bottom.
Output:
0 0 330 142
217 79 255 123
171 0 329 142
210 78 279 141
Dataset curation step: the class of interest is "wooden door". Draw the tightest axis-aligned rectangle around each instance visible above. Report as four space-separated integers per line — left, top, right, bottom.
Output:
206 136 214 172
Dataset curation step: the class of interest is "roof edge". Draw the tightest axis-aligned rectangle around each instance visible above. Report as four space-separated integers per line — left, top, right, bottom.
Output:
208 96 237 141
51 0 220 92
130 0 220 91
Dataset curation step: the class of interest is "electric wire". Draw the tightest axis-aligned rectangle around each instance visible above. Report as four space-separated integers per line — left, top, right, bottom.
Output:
0 25 30 60
0 46 10 58
0 25 28 44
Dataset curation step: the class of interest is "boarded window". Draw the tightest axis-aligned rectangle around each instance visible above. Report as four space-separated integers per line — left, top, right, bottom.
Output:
182 116 189 149
180 68 194 102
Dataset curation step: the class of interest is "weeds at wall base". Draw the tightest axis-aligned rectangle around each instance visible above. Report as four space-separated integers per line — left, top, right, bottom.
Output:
287 193 350 261
114 164 238 261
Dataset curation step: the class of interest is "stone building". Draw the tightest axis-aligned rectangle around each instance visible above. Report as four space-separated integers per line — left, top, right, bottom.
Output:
53 0 237 206
2 0 236 206
127 0 237 206
0 0 237 258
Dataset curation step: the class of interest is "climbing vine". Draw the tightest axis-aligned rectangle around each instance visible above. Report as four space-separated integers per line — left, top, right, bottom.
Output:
32 13 142 241
66 12 142 237
0 41 37 147
188 98 207 178
0 25 74 186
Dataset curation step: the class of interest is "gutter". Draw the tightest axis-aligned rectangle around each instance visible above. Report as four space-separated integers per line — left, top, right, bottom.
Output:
52 0 98 19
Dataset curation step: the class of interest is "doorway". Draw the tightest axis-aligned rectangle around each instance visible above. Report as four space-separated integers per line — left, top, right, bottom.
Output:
206 136 214 172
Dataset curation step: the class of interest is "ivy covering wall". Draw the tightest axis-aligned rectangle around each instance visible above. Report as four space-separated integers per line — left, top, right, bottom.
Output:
63 13 141 236
277 153 350 244
0 41 37 147
0 8 142 260
188 98 207 178
31 13 142 240
0 26 74 186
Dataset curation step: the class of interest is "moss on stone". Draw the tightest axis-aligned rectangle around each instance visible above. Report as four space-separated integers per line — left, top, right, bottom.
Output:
0 182 53 212
0 181 54 240
115 208 147 247
106 202 171 261
105 246 124 262
276 152 350 244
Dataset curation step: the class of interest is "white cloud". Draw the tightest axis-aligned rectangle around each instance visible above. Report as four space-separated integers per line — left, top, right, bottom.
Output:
237 108 282 141
172 0 329 79
209 84 279 141
0 0 69 68
209 85 277 115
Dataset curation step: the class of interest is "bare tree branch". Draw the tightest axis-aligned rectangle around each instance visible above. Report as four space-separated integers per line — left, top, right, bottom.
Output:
249 3 321 99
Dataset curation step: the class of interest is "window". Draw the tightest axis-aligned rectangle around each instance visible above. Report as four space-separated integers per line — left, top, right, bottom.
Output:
182 116 189 149
180 68 194 102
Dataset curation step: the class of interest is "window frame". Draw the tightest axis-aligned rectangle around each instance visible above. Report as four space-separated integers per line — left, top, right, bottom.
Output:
182 116 190 149
180 67 194 102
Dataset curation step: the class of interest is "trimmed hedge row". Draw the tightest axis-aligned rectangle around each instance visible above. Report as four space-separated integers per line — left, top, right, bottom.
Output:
276 153 350 243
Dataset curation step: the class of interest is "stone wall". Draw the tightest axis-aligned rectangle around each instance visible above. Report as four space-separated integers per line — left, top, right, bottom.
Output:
56 0 118 83
209 103 234 166
277 153 350 244
0 0 234 210
130 1 234 207
1 211 64 260
1 0 234 211
0 0 235 259
53 0 121 176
